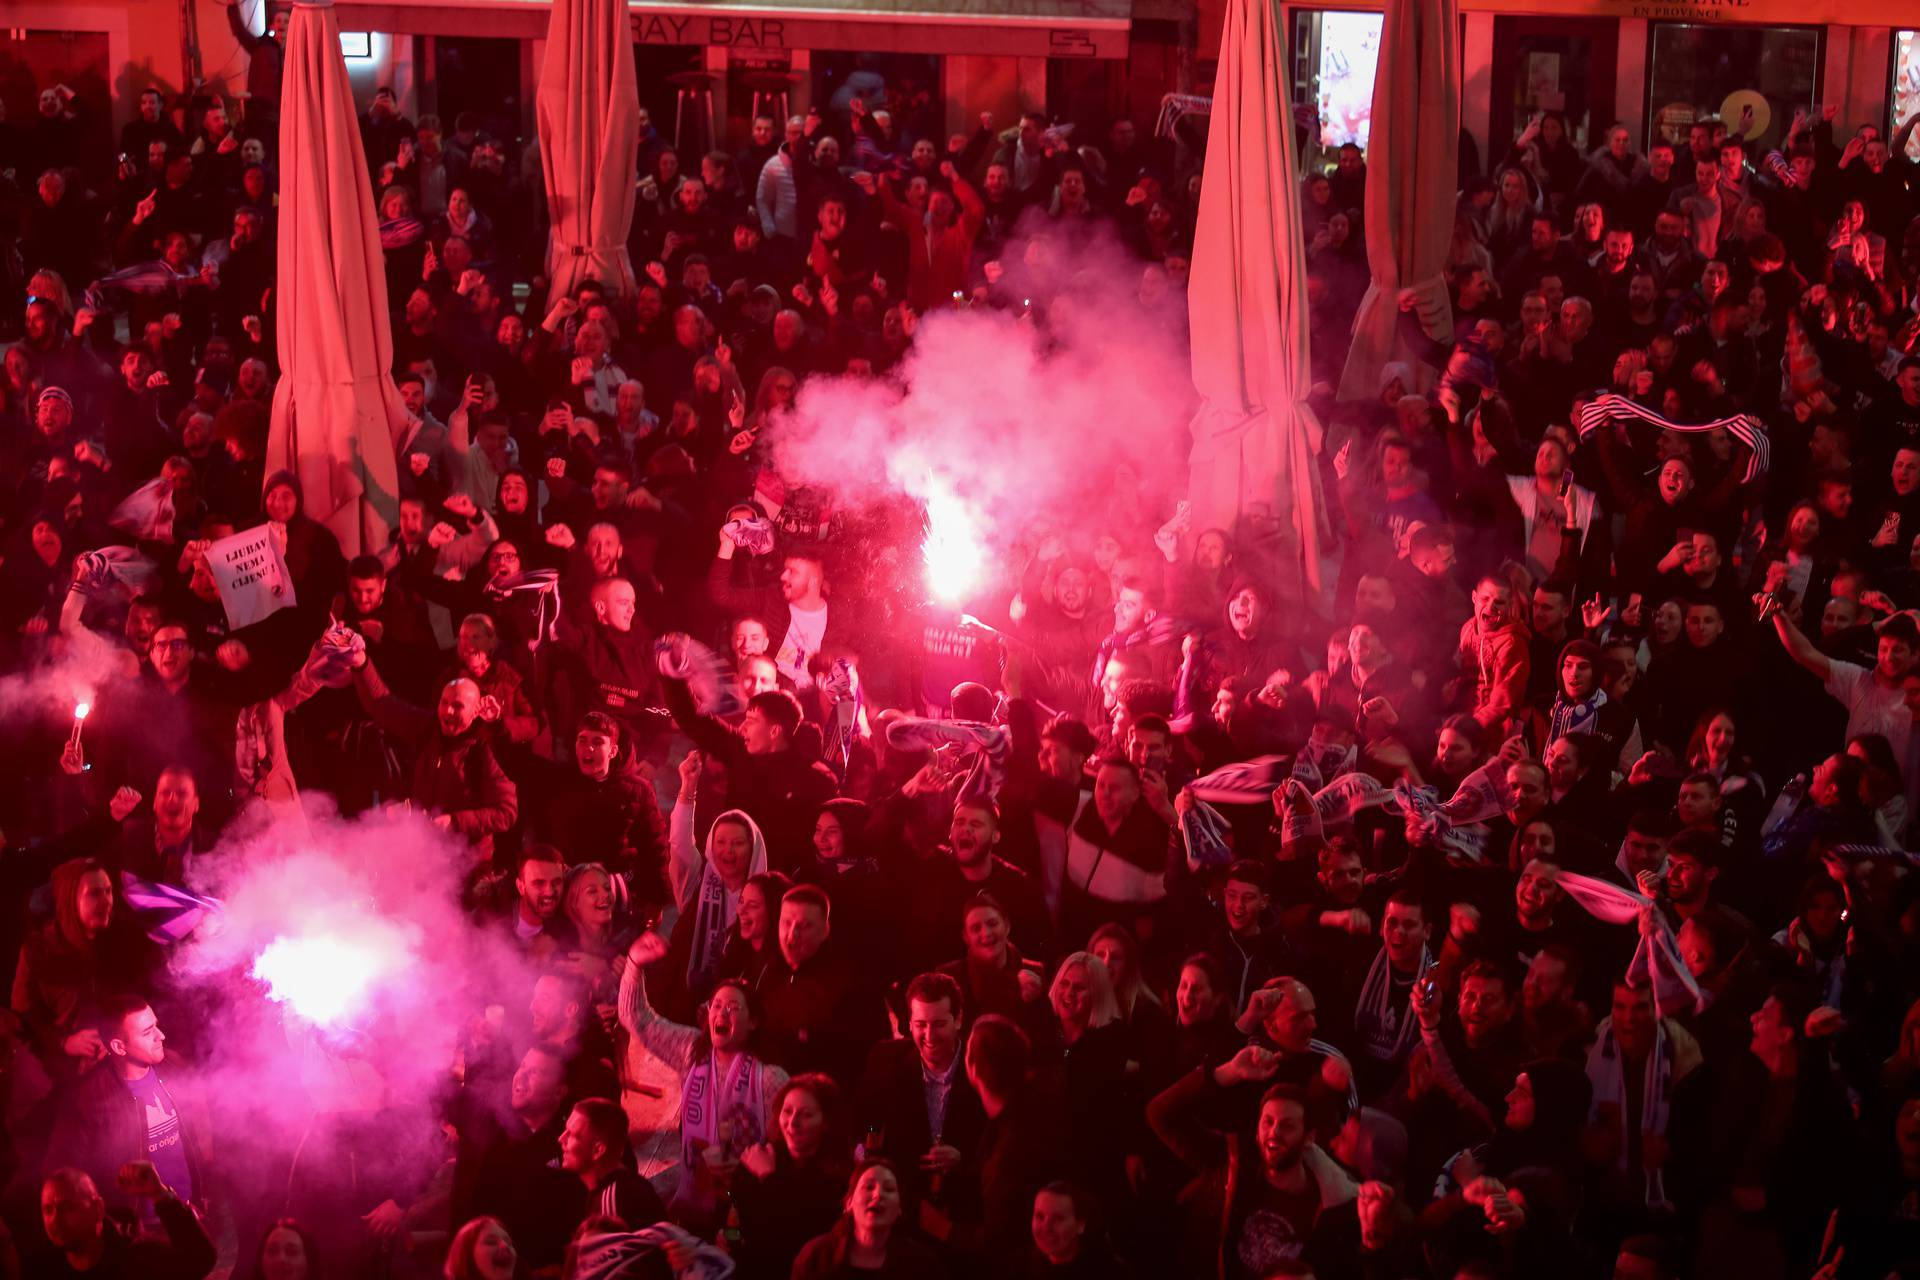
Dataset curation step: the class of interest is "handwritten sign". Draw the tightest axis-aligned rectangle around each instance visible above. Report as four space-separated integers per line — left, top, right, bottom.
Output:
207 523 298 629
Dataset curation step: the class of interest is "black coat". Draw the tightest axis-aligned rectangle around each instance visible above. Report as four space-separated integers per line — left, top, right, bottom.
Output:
857 1037 988 1203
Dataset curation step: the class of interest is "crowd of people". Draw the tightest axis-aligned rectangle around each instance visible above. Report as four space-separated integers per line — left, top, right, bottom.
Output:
0 7 1919 1278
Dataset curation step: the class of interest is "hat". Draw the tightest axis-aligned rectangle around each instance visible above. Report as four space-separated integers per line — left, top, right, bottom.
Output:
37 386 71 409
750 283 781 303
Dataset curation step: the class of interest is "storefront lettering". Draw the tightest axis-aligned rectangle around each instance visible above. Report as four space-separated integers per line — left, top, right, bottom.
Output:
633 13 693 43
1048 29 1097 57
633 14 788 47
1620 0 1750 16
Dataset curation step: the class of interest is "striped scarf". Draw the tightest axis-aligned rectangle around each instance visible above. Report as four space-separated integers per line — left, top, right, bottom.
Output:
1181 797 1234 870
686 810 768 991
1089 613 1184 691
885 716 1010 803
655 633 743 719
304 622 367 688
680 1050 767 1206
1545 689 1607 749
71 547 159 597
1585 1015 1679 1205
378 215 425 250
1189 755 1289 806
720 515 775 556
110 478 177 542
570 1224 735 1280
1828 843 1920 868
82 259 197 312
1354 944 1432 1064
485 569 560 651
120 873 222 944
820 658 866 777
1557 871 1703 1018
1391 780 1490 862
1573 392 1770 482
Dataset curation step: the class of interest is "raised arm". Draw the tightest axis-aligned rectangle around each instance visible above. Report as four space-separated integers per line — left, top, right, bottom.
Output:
350 654 436 742
666 759 706 914
616 944 702 1076
1764 600 1831 683
1146 1063 1232 1173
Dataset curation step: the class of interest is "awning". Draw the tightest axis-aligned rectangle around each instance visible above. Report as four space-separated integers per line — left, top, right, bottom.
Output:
333 0 1135 58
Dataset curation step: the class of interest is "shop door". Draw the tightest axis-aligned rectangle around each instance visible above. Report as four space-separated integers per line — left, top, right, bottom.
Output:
1489 16 1617 160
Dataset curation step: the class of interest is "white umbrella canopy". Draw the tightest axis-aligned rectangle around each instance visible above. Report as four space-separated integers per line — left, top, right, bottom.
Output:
538 0 640 300
1336 0 1461 401
264 0 403 558
1186 0 1325 592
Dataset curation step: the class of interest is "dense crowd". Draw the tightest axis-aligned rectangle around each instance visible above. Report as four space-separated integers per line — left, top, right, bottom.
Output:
0 8 1919 1279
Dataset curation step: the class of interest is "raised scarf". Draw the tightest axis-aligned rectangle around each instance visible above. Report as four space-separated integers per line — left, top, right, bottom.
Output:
1574 392 1770 482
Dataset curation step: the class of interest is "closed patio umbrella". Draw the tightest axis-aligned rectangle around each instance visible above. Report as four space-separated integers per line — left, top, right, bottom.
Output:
1186 0 1325 592
537 0 640 300
264 0 402 558
1337 0 1461 401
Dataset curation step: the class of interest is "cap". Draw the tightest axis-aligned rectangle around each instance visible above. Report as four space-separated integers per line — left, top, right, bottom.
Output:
37 386 71 408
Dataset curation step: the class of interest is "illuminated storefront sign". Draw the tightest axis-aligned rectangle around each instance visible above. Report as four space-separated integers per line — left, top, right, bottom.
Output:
336 0 1131 55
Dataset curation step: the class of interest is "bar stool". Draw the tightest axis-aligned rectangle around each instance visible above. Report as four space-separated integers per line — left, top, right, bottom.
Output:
667 70 717 156
741 69 799 126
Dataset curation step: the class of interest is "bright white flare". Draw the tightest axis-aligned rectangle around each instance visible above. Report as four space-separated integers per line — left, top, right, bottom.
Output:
73 701 91 721
252 930 407 1028
922 479 988 606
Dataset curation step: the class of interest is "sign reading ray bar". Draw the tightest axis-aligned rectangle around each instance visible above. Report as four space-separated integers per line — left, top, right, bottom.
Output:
334 1 1129 57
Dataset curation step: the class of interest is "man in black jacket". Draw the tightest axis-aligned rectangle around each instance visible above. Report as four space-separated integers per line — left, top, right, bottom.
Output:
558 1098 667 1230
223 1 288 128
46 996 204 1219
758 884 886 1087
457 1043 579 1274
857 973 986 1204
663 683 835 871
38 1163 215 1280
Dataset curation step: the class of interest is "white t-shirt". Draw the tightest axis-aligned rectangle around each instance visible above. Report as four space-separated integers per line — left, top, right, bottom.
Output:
1823 660 1911 760
776 603 829 689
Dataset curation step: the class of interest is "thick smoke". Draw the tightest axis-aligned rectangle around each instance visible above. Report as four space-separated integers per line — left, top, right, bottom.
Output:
163 800 533 1222
0 623 135 728
769 223 1196 601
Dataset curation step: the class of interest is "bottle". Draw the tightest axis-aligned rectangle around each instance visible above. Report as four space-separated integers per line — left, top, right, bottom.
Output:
860 1123 883 1161
926 1128 945 1203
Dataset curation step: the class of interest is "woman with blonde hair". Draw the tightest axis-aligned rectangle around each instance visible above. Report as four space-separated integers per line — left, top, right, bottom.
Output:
1046 952 1141 1230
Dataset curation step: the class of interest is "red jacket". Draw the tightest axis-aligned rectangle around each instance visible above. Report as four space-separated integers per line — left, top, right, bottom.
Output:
1456 617 1531 731
878 174 985 313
